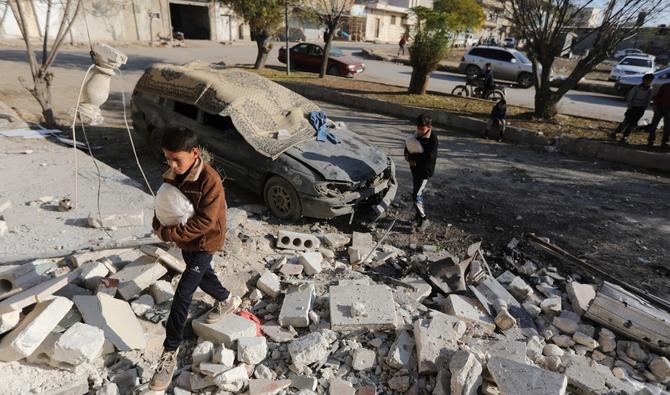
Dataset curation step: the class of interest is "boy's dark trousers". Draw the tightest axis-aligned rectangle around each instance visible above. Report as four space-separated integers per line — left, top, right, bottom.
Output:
613 106 646 138
163 250 230 351
646 108 670 144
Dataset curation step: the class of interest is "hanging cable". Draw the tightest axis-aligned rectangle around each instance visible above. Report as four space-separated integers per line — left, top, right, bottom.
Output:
71 64 95 209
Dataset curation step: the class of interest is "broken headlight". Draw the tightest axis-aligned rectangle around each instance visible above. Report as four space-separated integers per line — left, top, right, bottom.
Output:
313 182 354 197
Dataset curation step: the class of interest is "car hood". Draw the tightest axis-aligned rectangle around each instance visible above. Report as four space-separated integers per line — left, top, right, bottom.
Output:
332 56 364 67
285 127 387 183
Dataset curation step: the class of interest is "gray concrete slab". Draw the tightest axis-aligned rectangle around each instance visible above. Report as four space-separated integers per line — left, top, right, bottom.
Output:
329 284 397 331
488 356 567 395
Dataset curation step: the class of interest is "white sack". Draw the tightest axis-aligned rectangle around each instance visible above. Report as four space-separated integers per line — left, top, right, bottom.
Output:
155 183 194 226
405 134 424 154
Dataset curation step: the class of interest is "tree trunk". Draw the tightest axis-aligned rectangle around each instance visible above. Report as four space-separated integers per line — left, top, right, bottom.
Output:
253 34 270 69
319 27 337 78
408 67 431 94
533 85 559 119
32 72 55 128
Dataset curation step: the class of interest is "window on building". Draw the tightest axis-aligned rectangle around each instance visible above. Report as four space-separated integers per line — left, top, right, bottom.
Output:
173 101 198 119
391 15 396 25
401 16 407 25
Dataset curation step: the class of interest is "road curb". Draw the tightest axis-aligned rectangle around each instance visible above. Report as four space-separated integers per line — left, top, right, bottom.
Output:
277 81 670 173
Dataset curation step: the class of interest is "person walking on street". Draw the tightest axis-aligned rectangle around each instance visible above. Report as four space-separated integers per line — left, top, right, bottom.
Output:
646 81 670 147
404 114 438 232
398 34 407 56
149 128 241 391
610 73 654 144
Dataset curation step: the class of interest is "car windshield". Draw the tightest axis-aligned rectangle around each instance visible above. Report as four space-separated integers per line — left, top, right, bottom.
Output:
514 51 531 64
621 57 651 67
330 47 344 57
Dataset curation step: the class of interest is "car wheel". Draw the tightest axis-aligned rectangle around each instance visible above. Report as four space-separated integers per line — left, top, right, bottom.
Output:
263 175 302 221
465 64 481 78
517 72 533 88
327 65 340 77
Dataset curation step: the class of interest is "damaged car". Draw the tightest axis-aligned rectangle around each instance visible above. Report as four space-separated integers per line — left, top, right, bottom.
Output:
131 63 396 221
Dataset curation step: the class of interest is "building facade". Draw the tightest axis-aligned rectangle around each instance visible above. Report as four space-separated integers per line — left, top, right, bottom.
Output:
473 0 512 42
571 7 603 28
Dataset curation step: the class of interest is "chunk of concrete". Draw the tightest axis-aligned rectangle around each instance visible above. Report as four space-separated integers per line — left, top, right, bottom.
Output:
565 282 595 315
78 261 109 289
200 362 231 377
74 294 146 351
543 344 564 357
352 347 376 371
278 283 314 328
71 248 142 269
110 256 168 301
0 269 80 314
321 233 351 249
279 264 303 276
150 280 174 304
488 356 567 395
130 294 155 317
329 378 355 395
52 322 105 365
248 379 292 395
414 311 466 373
276 230 320 251
540 297 562 314
0 310 20 335
213 365 248 392
256 271 281 299
551 335 575 348
572 332 598 350
139 245 186 273
329 284 397 331
238 336 267 364
553 316 579 334
289 374 318 391
597 328 616 353
298 252 323 276
192 340 214 366
449 350 482 395
288 332 329 367
445 294 495 334
562 355 635 395
508 276 534 302
386 330 415 369
473 277 538 339
467 338 528 364
87 210 144 228
192 313 257 348
0 296 73 361
400 275 432 303
261 322 298 343
212 346 235 367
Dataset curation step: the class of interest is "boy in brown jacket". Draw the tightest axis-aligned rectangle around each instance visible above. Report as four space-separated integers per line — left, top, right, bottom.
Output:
150 127 240 391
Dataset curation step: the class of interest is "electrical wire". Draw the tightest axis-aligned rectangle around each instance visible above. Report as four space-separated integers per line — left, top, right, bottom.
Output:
71 64 95 209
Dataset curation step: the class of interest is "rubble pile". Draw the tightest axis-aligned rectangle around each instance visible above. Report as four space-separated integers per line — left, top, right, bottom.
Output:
0 207 668 395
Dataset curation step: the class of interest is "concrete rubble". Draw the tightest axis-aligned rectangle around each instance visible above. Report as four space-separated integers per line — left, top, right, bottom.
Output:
0 207 667 395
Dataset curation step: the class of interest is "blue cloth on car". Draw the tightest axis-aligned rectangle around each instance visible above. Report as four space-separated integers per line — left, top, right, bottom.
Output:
309 111 341 144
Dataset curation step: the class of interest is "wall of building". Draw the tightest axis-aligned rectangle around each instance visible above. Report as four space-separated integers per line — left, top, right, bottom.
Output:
364 8 407 42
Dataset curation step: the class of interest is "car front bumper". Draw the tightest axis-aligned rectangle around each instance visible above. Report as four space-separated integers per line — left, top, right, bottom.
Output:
300 158 397 219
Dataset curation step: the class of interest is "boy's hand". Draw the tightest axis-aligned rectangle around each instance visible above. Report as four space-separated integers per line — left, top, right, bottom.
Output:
154 226 165 241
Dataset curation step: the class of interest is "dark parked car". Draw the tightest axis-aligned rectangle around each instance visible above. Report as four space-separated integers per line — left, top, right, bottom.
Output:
131 63 396 221
278 43 365 77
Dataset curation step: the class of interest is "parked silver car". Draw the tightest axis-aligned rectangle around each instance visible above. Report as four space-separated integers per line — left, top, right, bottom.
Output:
458 46 536 88
614 66 670 97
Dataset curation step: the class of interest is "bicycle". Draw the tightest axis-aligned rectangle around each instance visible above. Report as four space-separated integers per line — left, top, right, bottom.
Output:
451 77 506 101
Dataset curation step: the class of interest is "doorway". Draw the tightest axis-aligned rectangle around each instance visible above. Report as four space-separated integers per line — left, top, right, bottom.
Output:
374 18 380 38
169 3 210 39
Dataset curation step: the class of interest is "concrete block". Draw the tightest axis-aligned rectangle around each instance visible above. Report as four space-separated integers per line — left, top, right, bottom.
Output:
329 284 397 331
248 379 291 395
220 271 252 298
289 374 318 391
329 378 355 395
276 230 320 251
279 264 303 276
192 340 214 366
449 350 482 395
150 280 174 304
238 336 267 364
200 362 231 377
0 310 20 335
279 283 314 328
400 275 432 302
288 332 329 367
213 365 248 392
261 322 298 343
79 261 109 290
0 296 72 361
139 245 186 273
130 294 155 316
488 356 567 395
565 282 596 315
212 346 235 367
190 372 216 390
0 261 57 299
321 233 350 249
254 364 275 379
352 347 376 371
192 313 257 348
467 338 528 364
52 322 105 365
562 355 635 395
386 330 415 369
74 294 146 351
540 297 562 314
110 256 168 301
445 294 495 334
0 269 80 314
298 252 323 276
553 316 579 334
414 311 466 373
87 210 144 228
70 248 141 269
256 271 281 299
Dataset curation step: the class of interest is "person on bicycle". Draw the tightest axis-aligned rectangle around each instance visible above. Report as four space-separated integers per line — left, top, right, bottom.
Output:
482 63 495 98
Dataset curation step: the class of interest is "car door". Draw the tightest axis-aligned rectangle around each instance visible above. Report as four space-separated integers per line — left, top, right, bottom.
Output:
490 49 516 80
307 44 324 70
290 44 310 69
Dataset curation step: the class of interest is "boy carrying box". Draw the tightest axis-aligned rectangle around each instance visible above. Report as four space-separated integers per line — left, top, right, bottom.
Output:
150 127 241 391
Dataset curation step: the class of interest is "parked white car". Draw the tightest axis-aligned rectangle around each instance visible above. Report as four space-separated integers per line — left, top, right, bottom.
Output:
613 48 645 60
609 56 655 81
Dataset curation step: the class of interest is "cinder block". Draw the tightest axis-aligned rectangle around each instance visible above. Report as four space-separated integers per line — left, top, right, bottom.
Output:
52 322 105 365
276 230 320 251
0 296 73 361
74 294 146 351
256 271 281 299
192 312 257 348
279 284 314 328
110 256 167 301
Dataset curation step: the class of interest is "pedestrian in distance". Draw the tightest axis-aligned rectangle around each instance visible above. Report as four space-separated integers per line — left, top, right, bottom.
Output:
398 34 407 56
404 113 438 232
646 81 670 148
149 128 241 391
610 73 654 144
485 99 507 142
323 28 329 43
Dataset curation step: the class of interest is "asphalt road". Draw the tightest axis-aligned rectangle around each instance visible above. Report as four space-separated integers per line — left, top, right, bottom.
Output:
0 40 654 123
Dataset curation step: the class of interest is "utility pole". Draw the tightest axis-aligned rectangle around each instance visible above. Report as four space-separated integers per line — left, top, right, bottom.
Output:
285 0 290 75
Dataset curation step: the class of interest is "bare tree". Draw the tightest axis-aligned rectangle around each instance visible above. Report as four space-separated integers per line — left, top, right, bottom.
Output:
305 0 354 78
8 0 82 128
508 0 668 119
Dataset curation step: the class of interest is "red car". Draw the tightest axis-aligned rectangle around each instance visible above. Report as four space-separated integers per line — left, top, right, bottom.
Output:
278 43 365 77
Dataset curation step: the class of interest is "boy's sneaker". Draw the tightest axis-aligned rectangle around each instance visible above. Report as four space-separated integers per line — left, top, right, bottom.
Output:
150 348 179 391
206 295 241 324
418 217 430 232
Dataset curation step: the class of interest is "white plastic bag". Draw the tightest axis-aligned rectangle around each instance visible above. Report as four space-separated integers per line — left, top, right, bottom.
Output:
155 183 194 226
405 134 424 154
